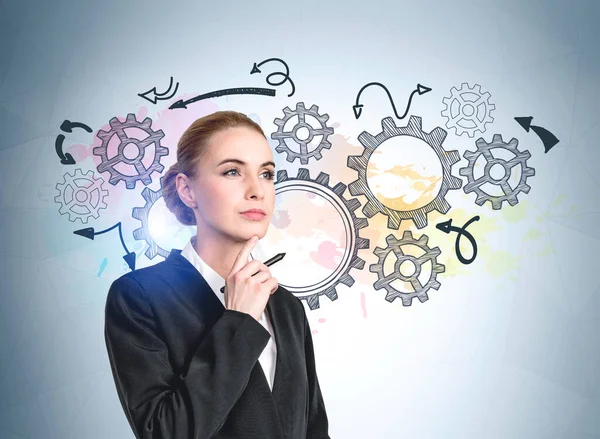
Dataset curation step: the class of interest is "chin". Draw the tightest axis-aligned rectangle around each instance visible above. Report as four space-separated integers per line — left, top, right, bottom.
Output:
234 214 271 236
231 228 265 241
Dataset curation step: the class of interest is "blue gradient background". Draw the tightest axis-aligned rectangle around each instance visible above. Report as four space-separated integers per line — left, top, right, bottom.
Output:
0 0 599 438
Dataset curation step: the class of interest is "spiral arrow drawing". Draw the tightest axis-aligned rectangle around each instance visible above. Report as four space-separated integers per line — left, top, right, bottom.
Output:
250 57 296 97
436 215 480 265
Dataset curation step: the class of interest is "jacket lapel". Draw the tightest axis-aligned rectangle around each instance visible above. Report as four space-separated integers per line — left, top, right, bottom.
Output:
165 249 291 402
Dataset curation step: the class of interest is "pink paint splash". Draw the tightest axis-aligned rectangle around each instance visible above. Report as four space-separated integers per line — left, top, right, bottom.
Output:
360 291 367 318
310 240 344 270
312 318 327 335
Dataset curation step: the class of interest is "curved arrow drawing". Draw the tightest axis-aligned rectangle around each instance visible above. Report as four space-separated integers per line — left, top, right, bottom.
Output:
169 87 276 110
250 57 296 97
74 222 136 271
436 215 480 265
515 116 559 153
55 134 76 165
353 82 432 119
138 76 180 104
60 119 92 133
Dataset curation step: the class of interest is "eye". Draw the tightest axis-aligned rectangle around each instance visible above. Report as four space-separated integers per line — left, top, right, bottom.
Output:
223 168 275 180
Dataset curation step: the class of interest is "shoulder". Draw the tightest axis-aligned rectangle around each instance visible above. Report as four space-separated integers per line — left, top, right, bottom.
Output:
105 257 179 312
108 257 170 289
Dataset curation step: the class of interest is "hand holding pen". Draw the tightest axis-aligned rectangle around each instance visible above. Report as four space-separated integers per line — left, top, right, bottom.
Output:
222 235 286 322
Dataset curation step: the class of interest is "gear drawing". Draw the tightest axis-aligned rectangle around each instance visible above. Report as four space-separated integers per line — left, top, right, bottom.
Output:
93 113 168 189
441 82 495 138
347 115 463 230
369 231 445 306
54 168 109 224
459 134 535 210
132 186 170 259
271 102 334 165
275 167 370 310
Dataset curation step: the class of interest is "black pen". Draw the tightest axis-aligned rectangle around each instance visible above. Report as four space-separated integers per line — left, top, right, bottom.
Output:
262 252 286 267
220 253 286 293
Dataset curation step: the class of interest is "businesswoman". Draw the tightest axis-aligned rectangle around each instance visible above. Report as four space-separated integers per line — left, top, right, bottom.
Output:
104 110 331 439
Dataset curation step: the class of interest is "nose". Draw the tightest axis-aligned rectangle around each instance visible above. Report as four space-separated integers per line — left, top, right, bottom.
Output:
245 173 265 199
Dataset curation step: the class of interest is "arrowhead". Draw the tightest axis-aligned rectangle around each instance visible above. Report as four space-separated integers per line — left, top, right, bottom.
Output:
250 63 261 74
169 99 187 110
59 120 73 133
417 83 432 95
353 104 363 119
435 219 452 234
138 89 158 104
123 252 136 271
73 227 95 240
515 116 533 132
60 152 76 165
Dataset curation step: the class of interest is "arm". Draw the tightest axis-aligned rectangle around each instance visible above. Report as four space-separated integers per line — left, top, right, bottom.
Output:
302 307 331 439
104 275 271 439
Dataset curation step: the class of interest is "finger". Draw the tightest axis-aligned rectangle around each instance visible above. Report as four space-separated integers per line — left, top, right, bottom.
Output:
249 270 271 284
270 277 278 294
230 236 258 277
239 260 270 279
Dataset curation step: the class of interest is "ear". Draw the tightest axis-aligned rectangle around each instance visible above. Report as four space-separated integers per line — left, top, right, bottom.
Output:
175 173 197 208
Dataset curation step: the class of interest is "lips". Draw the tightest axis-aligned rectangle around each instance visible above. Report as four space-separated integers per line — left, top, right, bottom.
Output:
240 209 266 221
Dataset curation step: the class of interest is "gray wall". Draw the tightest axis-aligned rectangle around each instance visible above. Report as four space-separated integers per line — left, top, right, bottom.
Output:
0 0 599 437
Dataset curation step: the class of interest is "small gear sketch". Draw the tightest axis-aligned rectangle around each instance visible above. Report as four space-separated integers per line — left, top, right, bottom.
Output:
275 167 370 310
369 231 445 306
441 82 495 138
132 186 170 259
271 102 334 165
347 115 463 230
54 168 109 224
93 113 168 189
459 133 535 210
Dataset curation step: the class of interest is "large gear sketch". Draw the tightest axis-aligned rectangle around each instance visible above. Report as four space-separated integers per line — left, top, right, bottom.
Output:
132 186 170 259
275 167 370 310
54 168 109 224
369 231 445 306
441 82 495 138
271 102 334 165
347 115 463 230
459 134 535 210
93 113 168 189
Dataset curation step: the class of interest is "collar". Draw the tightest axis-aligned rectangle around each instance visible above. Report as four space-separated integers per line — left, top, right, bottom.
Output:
179 237 254 306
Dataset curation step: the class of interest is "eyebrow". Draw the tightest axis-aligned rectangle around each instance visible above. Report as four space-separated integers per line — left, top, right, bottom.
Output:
217 158 276 168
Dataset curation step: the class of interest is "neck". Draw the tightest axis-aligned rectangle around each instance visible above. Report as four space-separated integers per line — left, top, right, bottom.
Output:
192 233 252 280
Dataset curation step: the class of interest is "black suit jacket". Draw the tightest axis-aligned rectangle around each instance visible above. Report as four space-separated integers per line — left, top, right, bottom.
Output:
104 248 331 439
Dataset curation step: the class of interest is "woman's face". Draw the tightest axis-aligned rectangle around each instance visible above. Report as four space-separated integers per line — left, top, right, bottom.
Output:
185 126 276 242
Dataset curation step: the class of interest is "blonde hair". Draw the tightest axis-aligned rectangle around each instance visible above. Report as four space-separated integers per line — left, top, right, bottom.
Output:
161 111 265 226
